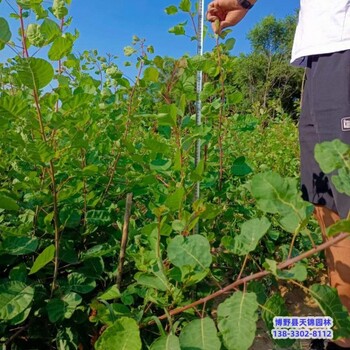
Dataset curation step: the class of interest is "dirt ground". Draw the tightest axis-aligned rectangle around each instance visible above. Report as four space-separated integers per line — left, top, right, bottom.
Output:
250 274 328 350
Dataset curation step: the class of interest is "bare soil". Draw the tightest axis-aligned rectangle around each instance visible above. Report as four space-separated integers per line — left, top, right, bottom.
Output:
250 273 328 350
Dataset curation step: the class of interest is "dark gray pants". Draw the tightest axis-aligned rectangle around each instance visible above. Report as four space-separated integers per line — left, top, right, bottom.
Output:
299 50 350 219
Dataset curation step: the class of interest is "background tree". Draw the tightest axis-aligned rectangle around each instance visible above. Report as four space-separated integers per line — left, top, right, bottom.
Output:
229 14 304 119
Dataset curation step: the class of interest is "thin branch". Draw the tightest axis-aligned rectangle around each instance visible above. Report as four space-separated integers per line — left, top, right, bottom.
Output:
18 6 61 296
101 46 145 203
5 324 29 346
236 254 249 281
116 193 133 289
189 13 198 37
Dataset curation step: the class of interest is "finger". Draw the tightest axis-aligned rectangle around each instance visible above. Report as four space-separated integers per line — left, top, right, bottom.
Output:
207 14 218 22
220 11 246 30
206 6 219 19
208 7 219 14
220 20 232 31
207 7 226 22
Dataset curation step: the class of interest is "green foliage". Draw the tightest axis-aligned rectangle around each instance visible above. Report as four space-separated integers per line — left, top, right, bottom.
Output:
167 234 212 271
231 14 303 118
16 57 54 89
52 0 69 19
327 219 350 237
179 0 191 12
315 139 350 196
150 334 181 350
217 292 259 350
263 259 307 281
165 6 178 15
0 1 348 349
95 317 142 350
310 284 350 339
233 217 270 255
262 294 295 348
0 193 19 210
47 292 82 322
0 282 34 322
250 171 312 233
48 35 74 60
0 17 11 50
29 244 55 274
179 318 221 350
248 15 295 56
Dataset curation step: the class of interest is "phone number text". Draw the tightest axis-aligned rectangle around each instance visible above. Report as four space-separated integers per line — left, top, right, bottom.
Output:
271 329 333 339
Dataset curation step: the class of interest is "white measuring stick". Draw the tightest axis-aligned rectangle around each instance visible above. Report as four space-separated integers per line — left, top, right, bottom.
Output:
194 0 204 203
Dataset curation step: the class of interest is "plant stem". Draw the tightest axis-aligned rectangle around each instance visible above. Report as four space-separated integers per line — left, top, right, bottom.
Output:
237 254 249 281
288 223 302 259
102 44 145 202
116 193 133 289
5 324 30 346
81 148 87 226
18 6 61 295
216 39 225 191
19 7 29 58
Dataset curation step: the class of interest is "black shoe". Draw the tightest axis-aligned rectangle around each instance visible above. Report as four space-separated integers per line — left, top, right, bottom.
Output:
326 342 350 350
310 339 325 350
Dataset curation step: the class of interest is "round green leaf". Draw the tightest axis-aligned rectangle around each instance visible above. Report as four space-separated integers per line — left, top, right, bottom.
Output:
47 292 82 323
17 57 54 90
231 156 252 176
233 217 270 255
179 318 221 350
67 272 96 294
217 291 258 350
179 0 191 12
0 95 28 119
47 298 65 322
0 281 34 321
95 317 141 350
98 285 121 301
2 236 38 255
150 334 180 350
315 139 350 174
135 272 168 291
0 193 19 210
310 284 350 339
0 17 11 50
262 294 295 348
165 6 178 15
40 18 61 43
48 35 73 60
167 234 212 271
250 172 305 216
143 67 159 82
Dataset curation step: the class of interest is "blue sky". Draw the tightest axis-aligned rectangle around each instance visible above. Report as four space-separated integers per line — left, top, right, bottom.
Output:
68 0 299 55
1 0 300 76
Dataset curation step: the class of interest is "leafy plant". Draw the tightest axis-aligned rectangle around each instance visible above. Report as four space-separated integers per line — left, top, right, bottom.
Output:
0 1 349 349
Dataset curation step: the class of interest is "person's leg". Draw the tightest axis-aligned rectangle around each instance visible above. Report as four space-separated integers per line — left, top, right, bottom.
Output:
314 206 350 348
299 51 350 347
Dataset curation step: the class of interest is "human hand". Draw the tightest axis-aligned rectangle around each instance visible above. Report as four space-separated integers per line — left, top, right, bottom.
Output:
206 0 249 34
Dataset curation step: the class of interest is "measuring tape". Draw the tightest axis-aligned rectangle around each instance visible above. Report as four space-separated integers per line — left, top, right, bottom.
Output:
194 0 205 202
